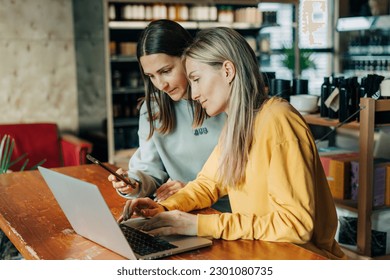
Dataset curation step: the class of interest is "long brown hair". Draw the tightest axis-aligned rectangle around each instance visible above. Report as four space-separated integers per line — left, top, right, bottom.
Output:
137 20 207 139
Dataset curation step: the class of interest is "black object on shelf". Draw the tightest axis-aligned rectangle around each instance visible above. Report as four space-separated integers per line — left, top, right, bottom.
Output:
292 79 308 95
270 79 291 101
349 76 360 122
329 76 341 119
338 77 350 123
320 77 330 118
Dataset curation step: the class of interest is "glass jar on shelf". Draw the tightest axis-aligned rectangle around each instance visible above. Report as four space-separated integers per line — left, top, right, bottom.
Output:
152 3 167 20
176 4 189 21
108 4 116 21
218 5 234 23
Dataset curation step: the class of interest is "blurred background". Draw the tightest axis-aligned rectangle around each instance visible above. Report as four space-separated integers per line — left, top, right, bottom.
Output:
0 0 389 166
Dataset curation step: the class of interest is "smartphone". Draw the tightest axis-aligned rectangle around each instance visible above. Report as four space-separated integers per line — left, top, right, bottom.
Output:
86 154 136 189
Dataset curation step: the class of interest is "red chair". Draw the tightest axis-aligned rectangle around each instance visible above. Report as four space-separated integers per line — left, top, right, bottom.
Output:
0 123 93 171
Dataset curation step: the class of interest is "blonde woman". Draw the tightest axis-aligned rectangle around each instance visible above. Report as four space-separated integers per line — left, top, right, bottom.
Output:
121 27 346 260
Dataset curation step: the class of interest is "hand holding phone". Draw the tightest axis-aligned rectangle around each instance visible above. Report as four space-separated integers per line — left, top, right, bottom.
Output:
86 154 137 189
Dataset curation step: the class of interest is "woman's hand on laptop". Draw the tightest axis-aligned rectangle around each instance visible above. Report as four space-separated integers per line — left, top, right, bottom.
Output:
141 210 197 236
154 179 185 202
121 197 165 221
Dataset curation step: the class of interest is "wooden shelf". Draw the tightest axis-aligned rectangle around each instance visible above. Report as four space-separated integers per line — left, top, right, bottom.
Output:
108 0 299 5
334 199 357 212
306 98 390 258
358 98 390 256
335 199 390 213
111 55 138 63
112 87 144 95
304 113 360 130
109 20 263 30
113 117 139 128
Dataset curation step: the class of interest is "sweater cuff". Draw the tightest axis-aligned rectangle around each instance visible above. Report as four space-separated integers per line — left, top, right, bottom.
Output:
197 214 220 238
116 183 141 199
160 204 169 211
159 199 181 211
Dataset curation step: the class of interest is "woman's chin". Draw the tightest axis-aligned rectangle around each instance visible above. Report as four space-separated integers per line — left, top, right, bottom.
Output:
167 90 186 101
205 105 226 117
205 109 218 117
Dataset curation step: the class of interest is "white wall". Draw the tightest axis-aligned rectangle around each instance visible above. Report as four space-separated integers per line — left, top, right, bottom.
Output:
0 0 78 132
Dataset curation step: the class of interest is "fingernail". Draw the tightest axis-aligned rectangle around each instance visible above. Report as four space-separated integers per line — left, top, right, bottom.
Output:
152 192 157 197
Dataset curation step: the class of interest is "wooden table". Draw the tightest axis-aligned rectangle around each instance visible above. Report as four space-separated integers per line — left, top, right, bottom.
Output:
0 165 326 260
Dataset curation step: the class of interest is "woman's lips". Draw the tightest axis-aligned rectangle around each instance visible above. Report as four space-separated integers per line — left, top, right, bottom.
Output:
168 88 177 94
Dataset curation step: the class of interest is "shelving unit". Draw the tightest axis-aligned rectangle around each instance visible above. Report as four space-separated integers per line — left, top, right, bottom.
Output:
335 15 390 77
305 97 390 259
358 98 390 258
104 0 299 164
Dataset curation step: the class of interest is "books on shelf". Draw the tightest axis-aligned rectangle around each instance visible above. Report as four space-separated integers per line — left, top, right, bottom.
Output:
350 159 390 207
318 147 390 206
319 148 359 200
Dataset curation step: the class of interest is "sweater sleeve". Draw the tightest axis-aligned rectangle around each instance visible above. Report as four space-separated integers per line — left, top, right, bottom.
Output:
198 107 317 243
162 101 317 243
197 137 316 242
123 103 169 199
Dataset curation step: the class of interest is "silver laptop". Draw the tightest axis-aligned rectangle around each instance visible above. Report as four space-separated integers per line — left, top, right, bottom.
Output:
38 166 212 260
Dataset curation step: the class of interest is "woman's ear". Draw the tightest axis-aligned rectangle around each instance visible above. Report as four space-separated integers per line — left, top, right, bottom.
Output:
222 60 236 84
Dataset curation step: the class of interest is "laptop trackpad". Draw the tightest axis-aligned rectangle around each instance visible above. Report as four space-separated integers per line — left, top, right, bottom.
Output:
122 218 212 246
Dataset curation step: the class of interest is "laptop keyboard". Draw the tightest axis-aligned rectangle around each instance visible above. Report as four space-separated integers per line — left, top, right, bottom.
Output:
119 224 177 256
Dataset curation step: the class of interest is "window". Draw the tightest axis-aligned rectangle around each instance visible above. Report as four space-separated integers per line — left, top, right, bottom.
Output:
258 0 334 95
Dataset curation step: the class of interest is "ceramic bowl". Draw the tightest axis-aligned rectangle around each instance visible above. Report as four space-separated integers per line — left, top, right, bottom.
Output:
289 94 319 114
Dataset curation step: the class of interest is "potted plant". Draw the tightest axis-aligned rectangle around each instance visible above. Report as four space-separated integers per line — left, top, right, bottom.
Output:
281 46 316 73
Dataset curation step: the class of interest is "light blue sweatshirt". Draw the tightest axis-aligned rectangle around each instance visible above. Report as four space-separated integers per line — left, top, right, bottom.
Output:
120 99 226 200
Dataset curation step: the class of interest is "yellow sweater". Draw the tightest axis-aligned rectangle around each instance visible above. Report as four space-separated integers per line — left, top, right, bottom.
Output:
160 97 346 259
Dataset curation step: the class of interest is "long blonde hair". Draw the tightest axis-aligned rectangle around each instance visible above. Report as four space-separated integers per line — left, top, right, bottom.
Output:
184 27 268 187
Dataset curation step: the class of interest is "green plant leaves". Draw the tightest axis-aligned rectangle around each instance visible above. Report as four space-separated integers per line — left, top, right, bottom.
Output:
0 134 46 173
0 134 14 173
30 159 47 171
281 47 316 71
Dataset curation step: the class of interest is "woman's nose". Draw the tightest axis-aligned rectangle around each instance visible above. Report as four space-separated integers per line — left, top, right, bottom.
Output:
191 88 200 101
157 78 168 91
